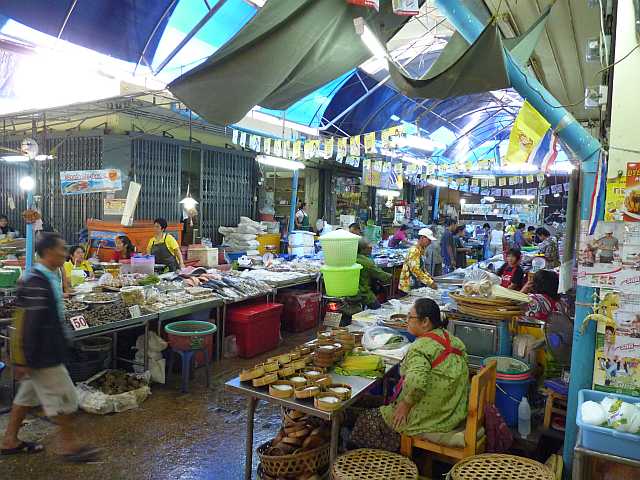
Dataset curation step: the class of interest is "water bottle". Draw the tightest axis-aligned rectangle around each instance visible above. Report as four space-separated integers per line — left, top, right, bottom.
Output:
518 396 531 439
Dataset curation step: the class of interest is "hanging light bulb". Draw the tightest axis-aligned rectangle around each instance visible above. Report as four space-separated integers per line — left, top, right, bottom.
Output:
179 184 198 210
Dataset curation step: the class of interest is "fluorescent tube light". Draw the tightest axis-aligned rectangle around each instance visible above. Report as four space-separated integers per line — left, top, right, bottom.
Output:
511 194 535 200
376 189 401 198
256 155 305 171
1 155 28 162
392 135 445 152
483 196 496 203
549 163 576 173
427 178 448 188
354 17 388 60
401 155 427 167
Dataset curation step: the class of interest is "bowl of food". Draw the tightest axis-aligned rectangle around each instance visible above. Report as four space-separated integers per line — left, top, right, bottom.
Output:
624 186 640 219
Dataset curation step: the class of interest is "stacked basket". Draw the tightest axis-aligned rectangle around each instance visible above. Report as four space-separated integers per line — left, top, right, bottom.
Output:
319 230 362 297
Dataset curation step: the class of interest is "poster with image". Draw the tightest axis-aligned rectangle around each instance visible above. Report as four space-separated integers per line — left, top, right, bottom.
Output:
593 291 640 396
60 169 122 195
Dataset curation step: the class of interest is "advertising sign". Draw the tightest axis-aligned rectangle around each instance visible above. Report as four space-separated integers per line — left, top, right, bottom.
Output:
60 169 122 195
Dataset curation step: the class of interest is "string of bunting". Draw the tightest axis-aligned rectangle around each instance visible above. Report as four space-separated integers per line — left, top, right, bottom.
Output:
231 126 569 195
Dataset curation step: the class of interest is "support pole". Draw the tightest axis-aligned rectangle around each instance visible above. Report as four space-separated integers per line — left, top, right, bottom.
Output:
25 186 34 271
432 1 602 472
432 187 440 222
289 169 300 235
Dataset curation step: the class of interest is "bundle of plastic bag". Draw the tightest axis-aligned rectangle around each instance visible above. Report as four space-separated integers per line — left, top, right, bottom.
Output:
607 399 640 433
580 401 607 426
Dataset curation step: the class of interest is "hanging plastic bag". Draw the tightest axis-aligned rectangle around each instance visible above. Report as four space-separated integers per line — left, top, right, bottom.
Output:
362 326 409 351
347 0 379 11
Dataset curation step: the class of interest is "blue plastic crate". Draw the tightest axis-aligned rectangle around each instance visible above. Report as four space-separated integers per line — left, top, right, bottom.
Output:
577 389 640 460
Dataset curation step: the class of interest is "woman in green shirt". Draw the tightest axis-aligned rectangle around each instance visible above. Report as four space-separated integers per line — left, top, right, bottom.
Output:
356 239 392 309
350 298 469 452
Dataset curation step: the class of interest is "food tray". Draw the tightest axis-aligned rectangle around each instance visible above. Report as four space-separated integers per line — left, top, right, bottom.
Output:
326 384 352 400
450 292 518 307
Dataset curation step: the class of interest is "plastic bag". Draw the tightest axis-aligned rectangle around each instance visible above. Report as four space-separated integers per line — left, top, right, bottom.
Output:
135 331 167 353
224 335 238 358
362 326 409 351
580 400 606 426
76 371 151 414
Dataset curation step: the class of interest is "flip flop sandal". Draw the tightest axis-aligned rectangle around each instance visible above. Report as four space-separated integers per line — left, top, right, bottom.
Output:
1 441 44 455
61 446 101 464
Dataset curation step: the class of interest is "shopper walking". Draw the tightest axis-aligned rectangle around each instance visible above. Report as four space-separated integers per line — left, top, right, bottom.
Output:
1 233 98 462
440 219 458 274
489 223 504 259
536 227 560 268
512 223 529 249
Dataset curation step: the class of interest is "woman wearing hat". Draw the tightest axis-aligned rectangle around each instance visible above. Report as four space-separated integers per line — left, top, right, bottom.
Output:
399 228 438 293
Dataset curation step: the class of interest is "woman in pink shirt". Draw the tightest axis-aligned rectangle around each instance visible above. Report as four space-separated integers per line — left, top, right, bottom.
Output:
388 225 409 248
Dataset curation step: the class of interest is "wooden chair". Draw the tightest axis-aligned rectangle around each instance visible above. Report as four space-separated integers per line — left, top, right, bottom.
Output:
400 360 497 464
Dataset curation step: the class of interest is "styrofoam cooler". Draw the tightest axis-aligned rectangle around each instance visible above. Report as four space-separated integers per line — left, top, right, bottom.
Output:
289 230 315 247
131 254 155 275
319 229 360 267
577 389 640 460
188 246 219 267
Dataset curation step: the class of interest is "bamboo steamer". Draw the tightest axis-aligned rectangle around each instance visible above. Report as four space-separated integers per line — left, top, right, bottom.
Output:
315 393 342 412
240 364 265 382
269 381 295 399
254 373 279 388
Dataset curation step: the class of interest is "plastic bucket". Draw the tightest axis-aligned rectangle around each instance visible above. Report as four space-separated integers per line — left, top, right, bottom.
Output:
165 321 217 352
320 264 362 297
484 356 531 426
319 230 360 267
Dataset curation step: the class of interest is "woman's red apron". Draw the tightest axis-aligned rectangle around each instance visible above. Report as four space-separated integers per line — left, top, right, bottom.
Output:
390 330 463 403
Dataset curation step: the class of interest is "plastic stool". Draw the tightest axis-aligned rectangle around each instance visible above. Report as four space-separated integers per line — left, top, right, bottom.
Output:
167 348 210 393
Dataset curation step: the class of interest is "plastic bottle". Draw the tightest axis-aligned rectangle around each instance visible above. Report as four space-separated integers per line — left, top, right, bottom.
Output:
518 396 531 439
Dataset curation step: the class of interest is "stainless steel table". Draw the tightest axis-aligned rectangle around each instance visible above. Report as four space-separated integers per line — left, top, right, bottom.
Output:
573 428 640 479
226 368 395 480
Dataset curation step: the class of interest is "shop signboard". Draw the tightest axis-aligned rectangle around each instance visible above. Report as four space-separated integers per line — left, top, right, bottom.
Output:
60 169 122 195
103 198 126 215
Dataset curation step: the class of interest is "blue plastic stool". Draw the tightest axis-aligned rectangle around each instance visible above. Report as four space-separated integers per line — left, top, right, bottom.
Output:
167 348 210 393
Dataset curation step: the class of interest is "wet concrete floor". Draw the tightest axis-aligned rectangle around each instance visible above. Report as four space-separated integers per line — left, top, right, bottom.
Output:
0 330 314 480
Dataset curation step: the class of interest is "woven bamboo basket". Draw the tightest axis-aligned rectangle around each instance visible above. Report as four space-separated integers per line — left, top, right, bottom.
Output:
287 375 308 389
455 303 525 321
314 393 342 412
450 292 523 307
292 359 307 370
326 383 352 400
278 366 296 378
253 373 278 388
331 449 418 480
312 375 332 388
258 440 330 478
263 361 279 373
447 454 554 480
289 350 301 361
295 385 320 399
269 381 295 399
239 365 265 382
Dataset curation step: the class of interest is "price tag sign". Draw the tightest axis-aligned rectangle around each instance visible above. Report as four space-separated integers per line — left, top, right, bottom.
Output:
323 312 342 328
69 315 89 331
129 305 142 318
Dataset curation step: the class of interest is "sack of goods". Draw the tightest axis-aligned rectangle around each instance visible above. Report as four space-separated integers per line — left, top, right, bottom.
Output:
220 217 266 250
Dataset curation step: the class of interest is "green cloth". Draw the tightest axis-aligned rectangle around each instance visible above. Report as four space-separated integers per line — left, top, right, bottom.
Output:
380 329 470 436
356 254 392 307
168 0 411 125
334 352 385 379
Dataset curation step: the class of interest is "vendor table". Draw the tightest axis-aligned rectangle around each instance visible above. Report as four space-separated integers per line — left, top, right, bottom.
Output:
572 428 640 479
72 313 157 371
226 368 395 480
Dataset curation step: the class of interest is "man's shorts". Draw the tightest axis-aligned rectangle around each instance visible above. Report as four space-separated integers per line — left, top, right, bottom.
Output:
13 364 78 417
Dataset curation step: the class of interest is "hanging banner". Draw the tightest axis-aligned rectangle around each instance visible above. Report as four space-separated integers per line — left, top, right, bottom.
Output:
232 129 239 145
292 140 302 159
498 177 507 186
502 188 514 196
526 174 535 183
508 176 520 186
263 138 272 155
491 188 502 196
249 134 261 152
551 184 563 194
623 162 640 221
471 178 479 186
283 141 292 159
527 187 537 197
541 187 550 195
337 137 348 158
273 139 282 157
239 131 247 148
470 185 480 194
61 169 122 195
488 178 497 187
323 137 334 159
481 188 491 196
364 132 376 153
563 182 570 192
381 125 404 148
349 136 361 156
505 101 550 165
514 188 526 196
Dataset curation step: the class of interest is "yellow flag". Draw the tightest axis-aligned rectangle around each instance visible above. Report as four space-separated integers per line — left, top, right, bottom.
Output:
337 137 348 157
364 132 376 153
349 136 361 156
505 101 550 165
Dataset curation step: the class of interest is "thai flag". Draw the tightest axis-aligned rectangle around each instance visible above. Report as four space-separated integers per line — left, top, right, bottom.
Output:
588 150 607 235
528 129 558 172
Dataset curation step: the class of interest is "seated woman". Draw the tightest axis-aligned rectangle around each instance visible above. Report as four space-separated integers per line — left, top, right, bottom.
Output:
350 298 469 452
355 238 392 309
114 235 135 261
63 245 94 278
388 225 409 248
496 248 526 291
521 269 568 320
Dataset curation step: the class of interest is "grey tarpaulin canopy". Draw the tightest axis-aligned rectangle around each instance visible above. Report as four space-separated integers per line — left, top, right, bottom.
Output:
168 0 416 125
388 6 552 99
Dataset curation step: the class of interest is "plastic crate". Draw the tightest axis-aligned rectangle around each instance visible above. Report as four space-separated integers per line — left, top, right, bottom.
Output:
276 290 321 333
226 303 283 358
577 389 640 460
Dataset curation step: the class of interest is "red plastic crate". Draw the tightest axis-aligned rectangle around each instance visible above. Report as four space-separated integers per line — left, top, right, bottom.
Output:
226 302 283 358
276 290 321 333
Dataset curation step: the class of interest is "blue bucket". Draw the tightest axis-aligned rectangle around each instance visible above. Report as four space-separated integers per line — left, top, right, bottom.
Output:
495 377 530 427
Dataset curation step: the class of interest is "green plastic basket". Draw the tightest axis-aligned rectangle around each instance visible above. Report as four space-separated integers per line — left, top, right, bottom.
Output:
320 263 362 297
320 231 359 267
